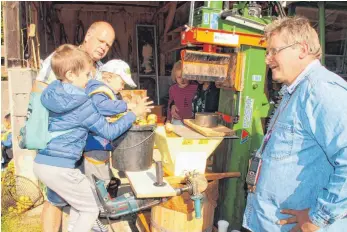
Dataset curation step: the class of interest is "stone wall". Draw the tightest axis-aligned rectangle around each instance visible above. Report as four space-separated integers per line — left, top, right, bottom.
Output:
1 81 9 118
8 68 37 183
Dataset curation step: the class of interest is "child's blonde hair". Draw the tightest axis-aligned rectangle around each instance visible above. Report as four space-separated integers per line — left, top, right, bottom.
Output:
51 44 93 80
171 60 182 82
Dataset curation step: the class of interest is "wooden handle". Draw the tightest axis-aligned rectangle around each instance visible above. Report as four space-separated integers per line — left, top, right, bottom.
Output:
205 172 241 180
164 172 241 185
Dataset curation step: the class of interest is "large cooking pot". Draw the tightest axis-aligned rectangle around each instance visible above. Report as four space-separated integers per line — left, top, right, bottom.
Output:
194 112 220 128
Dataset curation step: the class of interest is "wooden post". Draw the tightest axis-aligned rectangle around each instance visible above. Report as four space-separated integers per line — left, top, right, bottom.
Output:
3 1 21 68
158 13 166 76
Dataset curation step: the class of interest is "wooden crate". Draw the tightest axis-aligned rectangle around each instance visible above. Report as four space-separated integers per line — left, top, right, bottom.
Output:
151 180 219 232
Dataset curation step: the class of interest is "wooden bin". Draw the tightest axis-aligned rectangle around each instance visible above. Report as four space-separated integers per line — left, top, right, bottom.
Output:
150 180 219 232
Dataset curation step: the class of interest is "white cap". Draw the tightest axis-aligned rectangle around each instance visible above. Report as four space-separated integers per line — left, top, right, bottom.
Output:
100 59 137 88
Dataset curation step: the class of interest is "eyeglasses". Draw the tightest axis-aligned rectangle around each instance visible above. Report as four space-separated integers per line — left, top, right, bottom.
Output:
265 42 298 57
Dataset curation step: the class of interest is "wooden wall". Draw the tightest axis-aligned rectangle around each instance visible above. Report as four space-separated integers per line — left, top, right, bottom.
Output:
38 2 157 72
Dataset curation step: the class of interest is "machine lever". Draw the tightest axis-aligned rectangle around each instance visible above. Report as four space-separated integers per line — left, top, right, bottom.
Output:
154 161 166 187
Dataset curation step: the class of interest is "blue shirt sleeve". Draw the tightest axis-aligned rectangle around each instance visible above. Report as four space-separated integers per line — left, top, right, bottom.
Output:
304 80 347 227
80 100 136 141
91 92 127 116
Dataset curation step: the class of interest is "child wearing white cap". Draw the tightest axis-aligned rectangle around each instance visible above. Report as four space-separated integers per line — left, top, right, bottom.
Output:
82 59 137 184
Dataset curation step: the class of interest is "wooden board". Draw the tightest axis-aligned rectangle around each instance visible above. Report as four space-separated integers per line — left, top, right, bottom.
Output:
184 119 235 137
172 125 206 139
125 165 176 198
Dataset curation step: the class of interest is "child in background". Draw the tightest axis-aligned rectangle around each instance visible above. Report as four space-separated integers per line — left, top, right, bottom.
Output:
192 81 220 115
167 60 197 125
1 113 13 171
34 44 152 232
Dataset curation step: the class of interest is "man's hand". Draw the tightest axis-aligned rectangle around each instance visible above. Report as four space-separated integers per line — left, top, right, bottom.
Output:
171 105 181 120
277 208 320 232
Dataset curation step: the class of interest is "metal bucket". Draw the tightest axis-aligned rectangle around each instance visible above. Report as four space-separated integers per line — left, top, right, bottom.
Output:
111 124 156 171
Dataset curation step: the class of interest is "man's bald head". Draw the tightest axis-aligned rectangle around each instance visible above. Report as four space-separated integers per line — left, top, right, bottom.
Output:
82 21 115 62
86 21 115 38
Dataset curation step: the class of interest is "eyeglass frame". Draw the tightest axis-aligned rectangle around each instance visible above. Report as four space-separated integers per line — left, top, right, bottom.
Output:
265 42 299 57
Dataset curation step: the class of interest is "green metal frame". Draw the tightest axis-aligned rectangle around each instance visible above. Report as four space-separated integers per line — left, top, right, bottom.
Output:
215 46 270 229
318 2 326 65
190 1 272 229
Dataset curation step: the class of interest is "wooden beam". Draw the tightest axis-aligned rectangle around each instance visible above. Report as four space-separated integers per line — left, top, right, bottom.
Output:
158 13 166 76
53 3 156 14
326 29 347 42
166 25 185 37
164 2 177 43
160 37 186 54
164 172 241 185
296 6 347 28
107 1 159 7
3 1 21 68
151 2 172 22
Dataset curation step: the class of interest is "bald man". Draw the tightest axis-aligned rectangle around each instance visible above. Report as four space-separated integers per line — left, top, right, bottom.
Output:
34 21 115 232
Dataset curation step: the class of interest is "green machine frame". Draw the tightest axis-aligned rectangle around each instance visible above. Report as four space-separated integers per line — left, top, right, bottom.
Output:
215 46 271 229
187 1 273 229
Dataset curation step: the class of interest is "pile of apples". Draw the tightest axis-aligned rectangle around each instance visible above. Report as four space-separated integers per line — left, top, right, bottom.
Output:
8 196 33 214
134 114 158 126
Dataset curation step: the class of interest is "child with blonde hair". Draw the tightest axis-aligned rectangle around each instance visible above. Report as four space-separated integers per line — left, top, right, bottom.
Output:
167 60 197 125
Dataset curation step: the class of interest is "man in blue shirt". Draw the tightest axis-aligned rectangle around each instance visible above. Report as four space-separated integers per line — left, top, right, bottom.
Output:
243 16 347 231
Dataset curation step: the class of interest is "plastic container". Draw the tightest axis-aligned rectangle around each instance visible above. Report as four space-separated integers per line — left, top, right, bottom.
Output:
111 124 156 171
218 220 229 232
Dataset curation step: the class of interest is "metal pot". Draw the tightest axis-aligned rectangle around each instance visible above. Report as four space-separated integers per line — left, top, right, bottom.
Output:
194 112 220 128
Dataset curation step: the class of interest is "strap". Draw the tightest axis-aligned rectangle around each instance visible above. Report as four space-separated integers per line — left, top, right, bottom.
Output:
1 130 11 141
83 154 109 165
31 80 48 93
88 86 116 100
